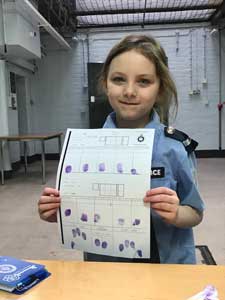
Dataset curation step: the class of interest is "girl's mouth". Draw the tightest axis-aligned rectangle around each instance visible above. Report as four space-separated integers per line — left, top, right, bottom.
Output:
119 101 139 105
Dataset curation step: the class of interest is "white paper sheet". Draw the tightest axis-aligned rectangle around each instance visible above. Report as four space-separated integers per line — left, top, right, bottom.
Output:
56 128 155 259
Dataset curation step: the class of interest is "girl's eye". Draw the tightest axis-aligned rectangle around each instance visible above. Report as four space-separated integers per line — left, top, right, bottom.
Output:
112 76 125 84
138 79 151 86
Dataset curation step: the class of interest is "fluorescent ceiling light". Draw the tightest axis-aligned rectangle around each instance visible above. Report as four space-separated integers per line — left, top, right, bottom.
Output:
17 0 71 50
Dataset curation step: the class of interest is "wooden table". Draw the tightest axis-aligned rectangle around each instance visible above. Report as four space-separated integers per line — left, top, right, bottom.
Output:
0 133 62 184
0 261 224 300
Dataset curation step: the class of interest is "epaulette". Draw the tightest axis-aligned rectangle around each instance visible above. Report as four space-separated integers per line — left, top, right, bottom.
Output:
164 126 198 154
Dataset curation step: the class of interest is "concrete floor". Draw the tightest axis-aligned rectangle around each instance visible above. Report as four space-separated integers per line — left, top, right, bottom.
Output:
0 158 224 264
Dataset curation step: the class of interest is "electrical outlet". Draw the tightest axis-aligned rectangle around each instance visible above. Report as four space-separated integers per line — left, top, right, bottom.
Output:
193 89 201 95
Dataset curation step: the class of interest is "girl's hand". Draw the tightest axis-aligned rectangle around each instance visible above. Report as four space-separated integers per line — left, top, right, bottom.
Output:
144 187 180 224
38 187 61 223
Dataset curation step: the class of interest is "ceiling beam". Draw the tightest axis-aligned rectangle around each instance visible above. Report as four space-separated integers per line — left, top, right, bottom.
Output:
76 18 208 29
72 4 218 17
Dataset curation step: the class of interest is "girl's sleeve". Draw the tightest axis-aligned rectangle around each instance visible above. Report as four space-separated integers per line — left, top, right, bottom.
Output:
176 152 205 213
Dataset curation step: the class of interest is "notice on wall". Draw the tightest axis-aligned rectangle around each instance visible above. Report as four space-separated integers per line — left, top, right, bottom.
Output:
56 128 155 259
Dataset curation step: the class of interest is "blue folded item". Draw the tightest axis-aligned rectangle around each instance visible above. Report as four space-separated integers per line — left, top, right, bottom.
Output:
0 256 51 294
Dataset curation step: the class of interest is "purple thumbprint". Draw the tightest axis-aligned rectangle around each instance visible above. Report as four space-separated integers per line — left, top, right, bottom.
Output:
64 209 71 217
99 163 105 172
130 241 135 249
76 227 81 236
124 240 129 248
118 218 125 225
94 239 101 247
65 165 72 173
133 219 140 226
131 168 137 175
81 232 87 240
72 229 76 238
81 213 88 222
101 241 108 249
82 163 89 172
137 250 143 257
119 244 124 252
71 241 75 249
117 163 123 173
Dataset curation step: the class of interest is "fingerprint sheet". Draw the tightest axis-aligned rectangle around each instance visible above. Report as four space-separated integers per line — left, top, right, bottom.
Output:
56 128 155 259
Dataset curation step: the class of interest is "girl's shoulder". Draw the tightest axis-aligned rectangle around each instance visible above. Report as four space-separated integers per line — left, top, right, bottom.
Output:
157 125 198 155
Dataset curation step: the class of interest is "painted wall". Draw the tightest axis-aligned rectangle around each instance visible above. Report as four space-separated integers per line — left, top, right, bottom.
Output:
32 25 225 153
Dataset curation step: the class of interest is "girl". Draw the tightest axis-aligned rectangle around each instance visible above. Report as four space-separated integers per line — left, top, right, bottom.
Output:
38 35 204 264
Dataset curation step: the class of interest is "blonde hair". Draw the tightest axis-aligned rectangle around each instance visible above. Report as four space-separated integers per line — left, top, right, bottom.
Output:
99 34 178 125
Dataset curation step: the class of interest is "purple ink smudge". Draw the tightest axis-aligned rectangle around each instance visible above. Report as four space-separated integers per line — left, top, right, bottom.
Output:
117 163 123 173
81 232 87 240
94 213 100 223
131 168 137 175
71 241 75 249
124 240 129 248
65 165 72 173
83 163 89 172
99 163 105 172
130 241 135 249
101 241 107 249
137 250 143 257
64 209 71 217
119 244 124 252
81 213 88 222
72 229 76 238
95 239 100 247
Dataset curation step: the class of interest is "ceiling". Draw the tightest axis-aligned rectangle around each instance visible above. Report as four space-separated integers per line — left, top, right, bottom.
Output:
37 0 225 33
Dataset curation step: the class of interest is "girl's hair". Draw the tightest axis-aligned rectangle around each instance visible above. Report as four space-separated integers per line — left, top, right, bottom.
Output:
99 34 178 125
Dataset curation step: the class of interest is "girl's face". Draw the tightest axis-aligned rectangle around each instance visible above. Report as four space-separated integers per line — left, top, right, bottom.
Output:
106 50 160 128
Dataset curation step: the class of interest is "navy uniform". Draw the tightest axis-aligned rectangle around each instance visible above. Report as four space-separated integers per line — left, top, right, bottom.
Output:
84 111 204 264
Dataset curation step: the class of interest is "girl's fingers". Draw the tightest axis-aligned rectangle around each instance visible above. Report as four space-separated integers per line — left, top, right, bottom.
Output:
42 187 60 197
153 210 176 221
146 187 175 197
151 202 177 212
144 194 177 204
41 208 58 221
39 203 60 214
39 196 61 204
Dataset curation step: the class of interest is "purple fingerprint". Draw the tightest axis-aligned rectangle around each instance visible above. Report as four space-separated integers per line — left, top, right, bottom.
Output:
71 241 75 249
94 213 100 223
117 163 123 173
65 165 72 173
76 227 81 236
131 168 137 175
124 240 129 248
119 244 124 252
72 229 76 238
99 163 105 172
81 232 87 240
81 213 88 222
82 163 89 172
133 219 141 226
130 241 135 249
101 241 108 249
137 250 143 257
64 209 71 217
95 239 101 247
118 218 125 225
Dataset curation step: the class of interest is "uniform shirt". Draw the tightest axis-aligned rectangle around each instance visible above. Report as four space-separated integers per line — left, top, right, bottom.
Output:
102 111 205 264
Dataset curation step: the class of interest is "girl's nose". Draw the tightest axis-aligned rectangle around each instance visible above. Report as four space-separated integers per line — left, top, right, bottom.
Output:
123 83 137 97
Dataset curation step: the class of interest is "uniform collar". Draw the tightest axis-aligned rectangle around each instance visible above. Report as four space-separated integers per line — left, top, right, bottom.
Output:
103 110 161 129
